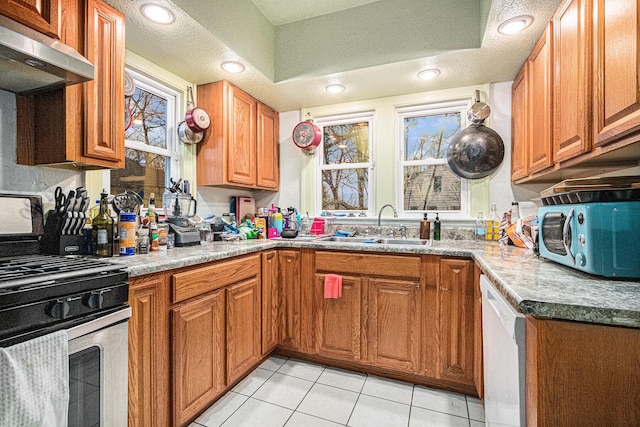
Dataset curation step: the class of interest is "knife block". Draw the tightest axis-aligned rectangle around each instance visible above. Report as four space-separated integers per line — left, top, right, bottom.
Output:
40 210 84 255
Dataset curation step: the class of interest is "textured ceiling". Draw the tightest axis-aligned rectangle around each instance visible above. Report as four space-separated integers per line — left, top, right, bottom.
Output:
104 0 562 112
251 0 384 25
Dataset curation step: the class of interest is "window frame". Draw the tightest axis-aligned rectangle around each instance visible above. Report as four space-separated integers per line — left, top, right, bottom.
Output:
395 100 472 219
114 67 180 193
313 111 376 216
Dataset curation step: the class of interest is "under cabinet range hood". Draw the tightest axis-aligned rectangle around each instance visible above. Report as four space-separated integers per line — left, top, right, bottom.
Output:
0 14 94 93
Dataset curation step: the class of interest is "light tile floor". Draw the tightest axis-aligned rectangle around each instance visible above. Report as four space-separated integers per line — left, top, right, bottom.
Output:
190 356 485 427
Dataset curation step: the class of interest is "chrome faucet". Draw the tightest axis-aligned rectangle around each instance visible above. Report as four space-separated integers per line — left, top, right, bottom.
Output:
377 204 398 235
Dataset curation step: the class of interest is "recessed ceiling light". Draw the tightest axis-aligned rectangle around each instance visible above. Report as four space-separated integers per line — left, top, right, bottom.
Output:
418 69 441 80
140 3 175 25
220 61 245 73
326 84 345 93
498 15 533 35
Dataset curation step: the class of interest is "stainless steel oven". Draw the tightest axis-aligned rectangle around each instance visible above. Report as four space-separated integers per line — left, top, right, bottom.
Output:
0 193 130 427
67 307 130 427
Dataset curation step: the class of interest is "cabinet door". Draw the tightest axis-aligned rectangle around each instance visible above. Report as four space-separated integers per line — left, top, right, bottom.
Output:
553 0 592 162
261 250 279 355
227 277 261 384
314 274 361 361
438 258 475 387
365 277 421 373
84 0 125 165
511 65 529 180
593 0 640 146
128 274 170 427
528 24 554 174
226 85 257 186
172 290 226 427
0 0 59 38
279 250 302 351
256 103 280 190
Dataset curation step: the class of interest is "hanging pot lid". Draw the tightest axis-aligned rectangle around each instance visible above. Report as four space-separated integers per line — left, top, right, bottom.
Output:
292 120 322 149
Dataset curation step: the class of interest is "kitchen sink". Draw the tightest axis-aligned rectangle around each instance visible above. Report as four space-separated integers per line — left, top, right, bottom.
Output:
318 236 432 246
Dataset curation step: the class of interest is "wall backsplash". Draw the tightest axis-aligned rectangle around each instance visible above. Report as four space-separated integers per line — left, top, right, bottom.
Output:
0 90 83 208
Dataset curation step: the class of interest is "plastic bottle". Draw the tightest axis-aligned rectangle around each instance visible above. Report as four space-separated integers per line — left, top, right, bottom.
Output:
92 189 114 257
150 222 159 251
420 213 431 240
433 213 441 241
485 203 500 241
146 192 158 224
475 211 486 241
511 202 520 224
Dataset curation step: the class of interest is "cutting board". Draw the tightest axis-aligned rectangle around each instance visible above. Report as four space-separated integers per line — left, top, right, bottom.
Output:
237 196 255 222
541 176 640 197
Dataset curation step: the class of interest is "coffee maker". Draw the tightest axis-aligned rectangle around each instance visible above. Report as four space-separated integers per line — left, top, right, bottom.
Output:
163 179 200 246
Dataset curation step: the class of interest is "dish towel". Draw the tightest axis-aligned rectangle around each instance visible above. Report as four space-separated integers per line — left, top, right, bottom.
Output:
0 330 70 427
324 274 343 299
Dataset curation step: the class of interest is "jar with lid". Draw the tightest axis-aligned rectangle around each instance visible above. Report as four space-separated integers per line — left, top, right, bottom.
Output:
137 226 149 254
157 223 169 250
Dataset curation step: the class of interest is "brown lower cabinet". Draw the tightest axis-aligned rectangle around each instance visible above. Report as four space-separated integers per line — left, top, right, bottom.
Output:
171 290 226 426
127 249 481 426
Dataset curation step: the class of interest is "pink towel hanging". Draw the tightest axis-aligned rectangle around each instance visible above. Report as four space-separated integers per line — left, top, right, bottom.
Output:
324 274 342 299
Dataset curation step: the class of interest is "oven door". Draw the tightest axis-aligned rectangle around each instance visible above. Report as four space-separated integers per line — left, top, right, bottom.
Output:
66 307 130 427
539 207 576 266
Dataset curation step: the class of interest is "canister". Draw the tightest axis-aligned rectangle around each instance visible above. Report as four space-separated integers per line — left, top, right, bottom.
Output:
157 223 169 250
119 212 136 256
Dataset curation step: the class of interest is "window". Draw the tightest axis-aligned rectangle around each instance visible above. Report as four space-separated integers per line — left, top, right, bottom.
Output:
397 101 470 216
315 113 374 214
110 68 179 208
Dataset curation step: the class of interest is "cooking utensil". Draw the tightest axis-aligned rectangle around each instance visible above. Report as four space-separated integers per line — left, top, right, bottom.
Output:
184 86 210 132
111 191 143 215
292 120 322 150
54 187 67 214
178 120 203 144
446 92 505 180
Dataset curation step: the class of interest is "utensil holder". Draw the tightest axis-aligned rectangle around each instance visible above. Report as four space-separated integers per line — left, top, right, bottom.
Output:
40 210 87 255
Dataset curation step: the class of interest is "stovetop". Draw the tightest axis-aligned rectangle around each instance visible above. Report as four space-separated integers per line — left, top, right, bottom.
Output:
0 254 125 291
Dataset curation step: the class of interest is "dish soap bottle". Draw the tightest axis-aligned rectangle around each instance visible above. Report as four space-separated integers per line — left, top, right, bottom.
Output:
92 189 114 257
420 213 430 240
433 213 441 241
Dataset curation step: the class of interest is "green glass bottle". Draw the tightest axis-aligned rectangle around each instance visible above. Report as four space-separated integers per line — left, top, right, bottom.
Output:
433 212 441 241
92 189 114 257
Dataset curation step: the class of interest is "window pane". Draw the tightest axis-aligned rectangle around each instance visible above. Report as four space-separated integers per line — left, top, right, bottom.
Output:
403 165 460 211
404 113 460 160
322 169 368 210
323 122 369 165
126 87 168 149
110 148 167 207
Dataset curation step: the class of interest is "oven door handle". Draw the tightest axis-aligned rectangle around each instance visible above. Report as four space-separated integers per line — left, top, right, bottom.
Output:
562 208 575 265
67 307 131 340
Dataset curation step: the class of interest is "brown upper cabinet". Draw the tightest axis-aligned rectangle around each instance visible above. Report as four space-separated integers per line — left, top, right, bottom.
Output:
16 0 125 169
0 0 59 39
553 0 592 163
512 0 640 183
197 81 280 191
528 24 554 174
592 0 640 146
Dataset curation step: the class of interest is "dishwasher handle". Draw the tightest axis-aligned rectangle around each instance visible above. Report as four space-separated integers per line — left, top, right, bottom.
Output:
480 275 525 345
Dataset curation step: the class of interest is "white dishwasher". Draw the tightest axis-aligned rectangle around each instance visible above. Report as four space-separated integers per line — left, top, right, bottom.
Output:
480 274 526 427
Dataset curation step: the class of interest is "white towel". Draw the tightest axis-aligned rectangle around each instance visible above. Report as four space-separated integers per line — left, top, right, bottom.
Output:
0 330 70 427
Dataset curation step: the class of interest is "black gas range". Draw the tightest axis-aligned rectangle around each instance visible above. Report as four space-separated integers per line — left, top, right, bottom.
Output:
0 194 129 347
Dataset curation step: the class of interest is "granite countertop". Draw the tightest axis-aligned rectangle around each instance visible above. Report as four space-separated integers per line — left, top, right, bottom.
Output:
109 237 640 328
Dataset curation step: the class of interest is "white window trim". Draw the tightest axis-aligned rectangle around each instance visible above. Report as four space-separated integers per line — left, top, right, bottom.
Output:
123 67 180 189
395 100 472 220
313 111 376 216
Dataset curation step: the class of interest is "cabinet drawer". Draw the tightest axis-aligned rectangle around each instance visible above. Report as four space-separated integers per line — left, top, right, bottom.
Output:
171 254 260 303
315 251 421 279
